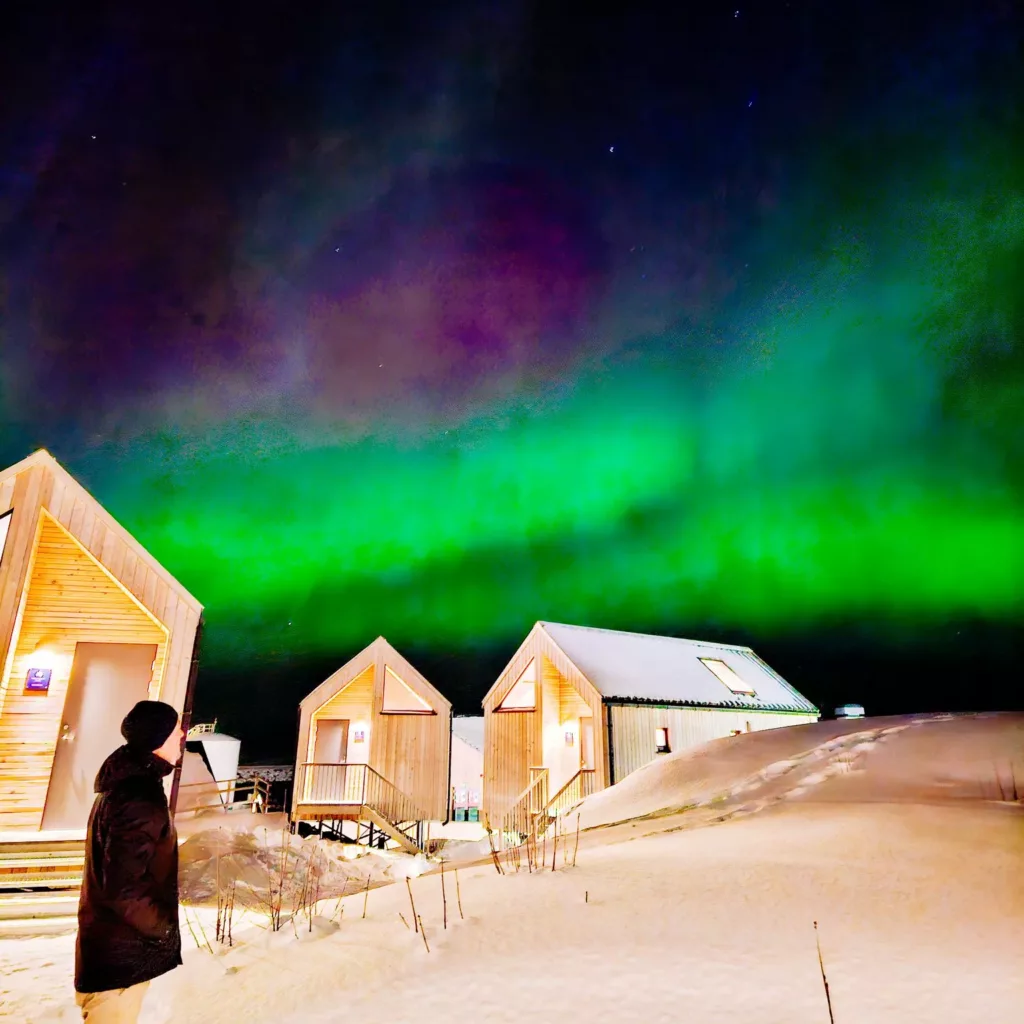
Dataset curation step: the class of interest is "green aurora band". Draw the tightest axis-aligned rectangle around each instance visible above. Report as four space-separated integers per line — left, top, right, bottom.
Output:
72 179 1024 666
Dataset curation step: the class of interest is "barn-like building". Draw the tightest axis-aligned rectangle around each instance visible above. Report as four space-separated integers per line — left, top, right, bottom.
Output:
481 621 818 843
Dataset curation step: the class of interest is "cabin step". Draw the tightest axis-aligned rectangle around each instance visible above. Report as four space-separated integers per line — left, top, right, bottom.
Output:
0 839 86 893
0 889 80 926
360 808 425 855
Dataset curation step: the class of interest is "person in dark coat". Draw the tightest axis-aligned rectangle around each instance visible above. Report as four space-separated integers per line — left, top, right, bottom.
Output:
75 700 185 1022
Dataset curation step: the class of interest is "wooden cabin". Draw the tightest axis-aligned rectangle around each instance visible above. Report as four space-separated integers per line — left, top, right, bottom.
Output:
0 450 203 835
482 621 819 843
292 637 451 853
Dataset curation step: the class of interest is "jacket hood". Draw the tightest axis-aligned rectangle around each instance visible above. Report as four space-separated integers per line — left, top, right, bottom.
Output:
95 744 176 794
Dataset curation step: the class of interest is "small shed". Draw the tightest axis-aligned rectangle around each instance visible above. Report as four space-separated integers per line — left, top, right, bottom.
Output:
0 450 203 835
481 621 818 842
292 637 451 852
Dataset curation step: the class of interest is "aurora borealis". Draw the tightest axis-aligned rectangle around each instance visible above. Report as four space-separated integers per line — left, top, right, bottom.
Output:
2 3 1022 752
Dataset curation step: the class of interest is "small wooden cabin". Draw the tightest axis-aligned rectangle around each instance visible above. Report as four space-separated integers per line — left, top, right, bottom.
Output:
482 621 819 842
292 637 451 853
0 450 203 835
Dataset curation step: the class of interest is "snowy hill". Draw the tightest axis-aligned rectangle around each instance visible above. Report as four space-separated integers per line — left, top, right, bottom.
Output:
2 713 1021 1024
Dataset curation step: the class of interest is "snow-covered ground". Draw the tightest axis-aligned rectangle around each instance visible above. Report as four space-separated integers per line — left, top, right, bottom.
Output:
2 712 1021 1024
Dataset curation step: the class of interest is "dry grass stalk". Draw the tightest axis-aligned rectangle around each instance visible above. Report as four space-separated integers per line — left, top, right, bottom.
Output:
183 905 213 954
551 817 558 871
398 912 411 930
440 858 448 929
572 814 581 867
362 875 371 919
455 869 464 920
486 827 505 875
405 877 419 933
814 921 836 1024
417 915 430 953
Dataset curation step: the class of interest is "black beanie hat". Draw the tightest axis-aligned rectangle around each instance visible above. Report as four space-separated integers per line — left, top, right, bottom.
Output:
121 700 179 752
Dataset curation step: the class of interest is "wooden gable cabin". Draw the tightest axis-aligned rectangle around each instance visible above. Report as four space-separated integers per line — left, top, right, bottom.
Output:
292 637 451 853
482 621 819 844
0 450 203 836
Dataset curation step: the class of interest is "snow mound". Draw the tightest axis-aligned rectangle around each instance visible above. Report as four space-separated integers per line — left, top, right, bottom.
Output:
575 712 1024 830
177 825 426 907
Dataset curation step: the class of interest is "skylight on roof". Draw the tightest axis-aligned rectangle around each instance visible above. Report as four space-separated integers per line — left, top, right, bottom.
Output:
699 657 757 697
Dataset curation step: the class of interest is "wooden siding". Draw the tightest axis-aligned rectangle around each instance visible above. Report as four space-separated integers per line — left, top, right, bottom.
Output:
0 515 168 828
0 452 203 832
608 704 820 783
310 665 374 764
294 637 451 822
481 624 608 823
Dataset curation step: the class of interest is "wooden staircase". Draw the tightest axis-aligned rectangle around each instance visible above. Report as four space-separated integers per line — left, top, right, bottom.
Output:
0 838 85 927
293 763 430 855
498 768 597 850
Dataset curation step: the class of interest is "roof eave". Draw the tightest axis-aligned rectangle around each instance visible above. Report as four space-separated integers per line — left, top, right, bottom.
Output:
601 696 819 714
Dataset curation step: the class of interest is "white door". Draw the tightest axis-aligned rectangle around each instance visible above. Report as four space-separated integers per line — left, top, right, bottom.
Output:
42 643 157 831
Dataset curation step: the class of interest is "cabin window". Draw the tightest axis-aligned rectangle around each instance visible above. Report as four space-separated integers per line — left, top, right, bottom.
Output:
496 659 537 711
382 666 436 714
699 657 757 697
655 728 670 754
0 509 11 568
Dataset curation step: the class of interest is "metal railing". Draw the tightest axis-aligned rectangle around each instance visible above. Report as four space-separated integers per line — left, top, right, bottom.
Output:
176 775 270 814
296 763 428 824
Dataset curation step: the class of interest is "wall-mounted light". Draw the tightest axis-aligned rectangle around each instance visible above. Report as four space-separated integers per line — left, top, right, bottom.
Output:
655 728 670 754
353 730 366 743
564 731 575 747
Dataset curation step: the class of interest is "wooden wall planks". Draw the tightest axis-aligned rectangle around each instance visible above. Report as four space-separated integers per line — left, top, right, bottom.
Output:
294 638 452 823
0 452 202 832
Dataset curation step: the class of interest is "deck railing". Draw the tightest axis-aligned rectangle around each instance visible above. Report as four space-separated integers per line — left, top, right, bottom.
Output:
496 767 597 849
498 767 549 847
544 768 597 820
296 763 428 823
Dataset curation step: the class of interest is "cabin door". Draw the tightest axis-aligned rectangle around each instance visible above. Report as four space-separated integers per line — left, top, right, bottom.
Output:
580 717 595 769
311 720 354 803
313 719 349 763
42 642 158 831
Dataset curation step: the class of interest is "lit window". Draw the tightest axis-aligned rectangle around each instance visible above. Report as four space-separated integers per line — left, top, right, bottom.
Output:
655 728 670 754
699 657 757 697
0 510 11 568
382 666 435 713
496 659 537 710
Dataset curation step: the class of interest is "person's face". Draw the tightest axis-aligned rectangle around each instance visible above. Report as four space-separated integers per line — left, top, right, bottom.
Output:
154 719 184 766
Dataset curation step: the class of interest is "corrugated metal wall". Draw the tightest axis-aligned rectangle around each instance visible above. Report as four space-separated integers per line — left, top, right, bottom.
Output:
609 704 820 782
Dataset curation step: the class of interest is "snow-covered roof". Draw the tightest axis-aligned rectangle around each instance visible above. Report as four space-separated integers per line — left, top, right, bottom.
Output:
540 622 818 714
452 716 485 752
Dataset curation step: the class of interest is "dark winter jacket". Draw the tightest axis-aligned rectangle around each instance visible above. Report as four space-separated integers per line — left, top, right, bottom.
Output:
75 745 182 994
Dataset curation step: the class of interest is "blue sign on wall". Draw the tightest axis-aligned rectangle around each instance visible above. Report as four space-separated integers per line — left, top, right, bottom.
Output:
25 668 52 692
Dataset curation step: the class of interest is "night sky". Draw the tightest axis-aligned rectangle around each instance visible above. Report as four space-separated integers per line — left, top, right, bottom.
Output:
2 2 1022 761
